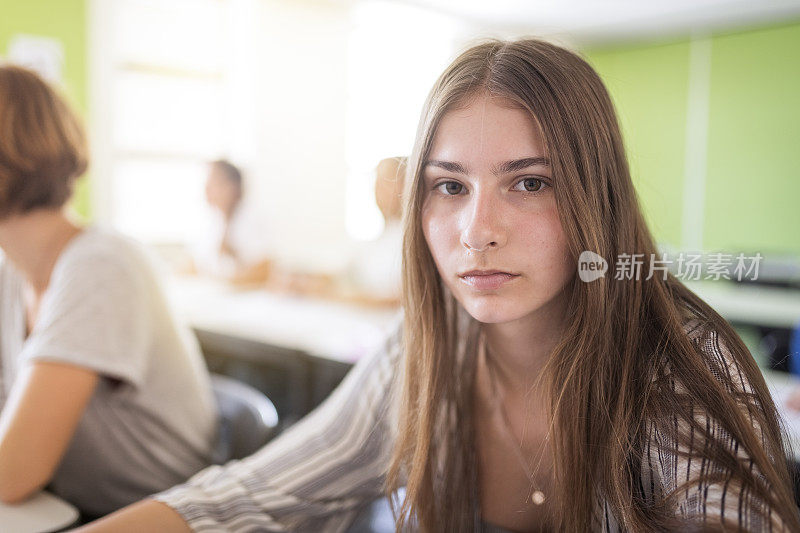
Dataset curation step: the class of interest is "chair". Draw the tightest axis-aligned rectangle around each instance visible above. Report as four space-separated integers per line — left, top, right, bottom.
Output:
210 373 280 464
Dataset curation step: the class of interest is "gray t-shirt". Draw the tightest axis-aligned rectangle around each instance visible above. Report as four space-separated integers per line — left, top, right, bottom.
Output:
0 227 217 517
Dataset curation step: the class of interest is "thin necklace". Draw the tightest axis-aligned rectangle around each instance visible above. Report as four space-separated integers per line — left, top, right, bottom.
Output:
482 339 550 506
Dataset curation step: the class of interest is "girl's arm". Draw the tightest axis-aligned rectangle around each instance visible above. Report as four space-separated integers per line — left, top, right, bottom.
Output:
77 322 404 532
0 361 99 503
74 499 190 533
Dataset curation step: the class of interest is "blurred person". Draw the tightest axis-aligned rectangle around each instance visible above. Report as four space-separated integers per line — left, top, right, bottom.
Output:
344 156 406 306
276 157 405 306
192 159 273 285
0 65 217 518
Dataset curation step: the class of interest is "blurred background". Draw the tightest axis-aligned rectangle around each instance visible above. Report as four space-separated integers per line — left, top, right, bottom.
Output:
1 0 797 264
1 0 799 422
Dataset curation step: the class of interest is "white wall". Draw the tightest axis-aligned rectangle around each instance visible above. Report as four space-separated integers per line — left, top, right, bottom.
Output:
89 0 494 270
249 0 352 271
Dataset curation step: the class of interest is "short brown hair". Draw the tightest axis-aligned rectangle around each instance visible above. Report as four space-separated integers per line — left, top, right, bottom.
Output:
0 65 88 218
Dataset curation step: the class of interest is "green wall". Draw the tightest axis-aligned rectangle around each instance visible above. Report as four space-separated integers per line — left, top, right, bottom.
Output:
704 22 800 255
584 20 800 257
585 40 690 249
0 0 90 218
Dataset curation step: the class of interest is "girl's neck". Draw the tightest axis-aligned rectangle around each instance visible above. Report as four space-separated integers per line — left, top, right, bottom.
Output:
481 291 568 397
0 209 82 295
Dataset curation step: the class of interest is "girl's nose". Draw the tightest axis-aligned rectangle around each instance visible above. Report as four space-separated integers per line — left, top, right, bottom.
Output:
460 189 507 252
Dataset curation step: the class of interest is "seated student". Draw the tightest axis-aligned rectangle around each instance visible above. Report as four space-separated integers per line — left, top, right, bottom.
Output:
0 65 217 518
344 156 406 306
268 157 405 306
192 159 273 285
78 38 798 532
287 156 406 306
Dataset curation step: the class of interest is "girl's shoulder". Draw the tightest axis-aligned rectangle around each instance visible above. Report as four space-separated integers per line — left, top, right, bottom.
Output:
678 317 756 394
681 316 705 341
59 226 146 263
52 226 163 287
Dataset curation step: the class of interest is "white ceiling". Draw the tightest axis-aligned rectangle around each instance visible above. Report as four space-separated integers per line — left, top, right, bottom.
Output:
398 0 800 46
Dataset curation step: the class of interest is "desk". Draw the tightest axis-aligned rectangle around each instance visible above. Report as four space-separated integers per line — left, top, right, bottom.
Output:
167 277 400 364
0 491 79 533
684 280 800 330
167 277 400 421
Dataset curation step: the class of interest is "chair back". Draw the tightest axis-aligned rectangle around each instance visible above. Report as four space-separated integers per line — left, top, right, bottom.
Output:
211 373 279 464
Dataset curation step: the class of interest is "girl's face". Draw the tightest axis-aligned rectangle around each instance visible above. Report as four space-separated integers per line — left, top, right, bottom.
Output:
421 93 574 326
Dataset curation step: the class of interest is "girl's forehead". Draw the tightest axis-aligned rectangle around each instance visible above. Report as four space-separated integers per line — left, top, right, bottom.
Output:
429 95 547 162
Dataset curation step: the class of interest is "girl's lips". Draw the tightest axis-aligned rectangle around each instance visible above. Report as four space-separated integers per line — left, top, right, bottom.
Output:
459 272 520 290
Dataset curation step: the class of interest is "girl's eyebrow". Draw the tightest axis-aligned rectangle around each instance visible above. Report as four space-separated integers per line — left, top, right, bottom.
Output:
424 156 550 176
424 160 469 174
493 156 550 174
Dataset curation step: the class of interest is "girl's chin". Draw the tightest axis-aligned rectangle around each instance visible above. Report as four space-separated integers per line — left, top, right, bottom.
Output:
461 301 530 325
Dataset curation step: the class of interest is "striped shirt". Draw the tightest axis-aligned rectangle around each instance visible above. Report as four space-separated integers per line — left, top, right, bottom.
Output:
155 318 789 531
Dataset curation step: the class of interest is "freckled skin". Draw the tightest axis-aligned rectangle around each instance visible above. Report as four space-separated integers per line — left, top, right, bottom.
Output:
422 94 574 531
421 94 575 326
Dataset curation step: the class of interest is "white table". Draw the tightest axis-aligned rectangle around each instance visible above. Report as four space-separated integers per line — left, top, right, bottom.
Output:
684 280 800 330
0 491 79 533
167 276 400 364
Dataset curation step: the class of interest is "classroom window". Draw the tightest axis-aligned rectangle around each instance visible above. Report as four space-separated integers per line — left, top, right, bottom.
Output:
93 0 252 245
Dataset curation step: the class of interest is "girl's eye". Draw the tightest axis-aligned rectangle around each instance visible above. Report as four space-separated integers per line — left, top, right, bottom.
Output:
513 177 548 193
435 181 464 195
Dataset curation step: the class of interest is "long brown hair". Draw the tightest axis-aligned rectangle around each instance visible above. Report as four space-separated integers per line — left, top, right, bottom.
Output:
386 38 799 531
